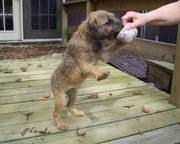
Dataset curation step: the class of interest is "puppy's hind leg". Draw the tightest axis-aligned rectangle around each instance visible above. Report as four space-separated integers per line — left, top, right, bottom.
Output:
53 90 69 130
66 88 85 117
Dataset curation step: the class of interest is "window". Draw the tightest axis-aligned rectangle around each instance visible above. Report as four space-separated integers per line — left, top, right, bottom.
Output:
0 0 13 31
23 0 61 39
31 0 57 30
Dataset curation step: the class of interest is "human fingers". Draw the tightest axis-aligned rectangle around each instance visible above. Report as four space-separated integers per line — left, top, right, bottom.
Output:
122 12 146 29
121 12 134 26
121 11 139 27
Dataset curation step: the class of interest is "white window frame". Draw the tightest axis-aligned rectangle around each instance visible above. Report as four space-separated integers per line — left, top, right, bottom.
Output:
0 0 14 31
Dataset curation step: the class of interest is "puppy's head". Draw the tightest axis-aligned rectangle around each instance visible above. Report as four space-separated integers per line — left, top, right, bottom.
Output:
87 10 121 40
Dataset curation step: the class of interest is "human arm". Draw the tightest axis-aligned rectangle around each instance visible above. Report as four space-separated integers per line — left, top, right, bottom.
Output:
121 0 180 29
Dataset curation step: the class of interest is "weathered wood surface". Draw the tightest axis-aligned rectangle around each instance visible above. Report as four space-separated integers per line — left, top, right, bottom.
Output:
146 59 174 92
0 54 179 144
109 54 147 79
95 0 173 11
170 24 180 107
86 0 95 16
146 59 174 73
104 124 180 144
121 39 175 63
62 5 68 45
63 0 87 5
63 0 173 10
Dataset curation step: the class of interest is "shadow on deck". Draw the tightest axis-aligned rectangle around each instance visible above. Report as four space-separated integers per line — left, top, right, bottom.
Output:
0 54 179 144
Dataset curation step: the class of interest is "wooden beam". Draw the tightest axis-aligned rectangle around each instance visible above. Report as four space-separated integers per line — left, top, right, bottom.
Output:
62 6 68 45
86 0 96 17
95 0 173 11
63 0 87 5
170 24 180 107
64 0 172 12
127 39 175 63
65 2 86 11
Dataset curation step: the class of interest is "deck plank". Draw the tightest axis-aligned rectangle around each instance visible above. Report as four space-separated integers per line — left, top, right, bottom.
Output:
0 81 146 98
0 67 125 84
0 88 168 115
103 124 180 144
0 86 161 105
0 54 178 144
109 53 147 79
0 74 145 96
0 100 175 143
0 64 113 79
3 108 180 144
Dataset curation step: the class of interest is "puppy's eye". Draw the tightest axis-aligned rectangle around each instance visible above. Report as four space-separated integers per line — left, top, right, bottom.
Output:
105 20 114 26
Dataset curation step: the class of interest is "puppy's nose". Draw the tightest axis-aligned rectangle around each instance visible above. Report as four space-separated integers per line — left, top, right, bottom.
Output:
113 27 122 38
115 18 121 25
113 25 122 35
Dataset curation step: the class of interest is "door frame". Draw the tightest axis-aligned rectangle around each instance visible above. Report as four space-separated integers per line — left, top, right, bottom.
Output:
0 0 63 43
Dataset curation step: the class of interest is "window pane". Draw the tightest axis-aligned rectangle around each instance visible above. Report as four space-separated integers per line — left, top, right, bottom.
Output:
31 0 39 14
40 15 48 29
0 0 3 14
0 16 4 30
5 16 13 30
4 0 12 14
32 15 39 30
49 15 56 29
49 0 56 14
40 0 48 14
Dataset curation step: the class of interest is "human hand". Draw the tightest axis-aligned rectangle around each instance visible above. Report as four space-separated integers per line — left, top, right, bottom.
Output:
121 11 147 29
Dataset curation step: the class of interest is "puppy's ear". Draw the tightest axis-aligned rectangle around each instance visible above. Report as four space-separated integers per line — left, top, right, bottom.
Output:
98 16 108 26
88 12 97 27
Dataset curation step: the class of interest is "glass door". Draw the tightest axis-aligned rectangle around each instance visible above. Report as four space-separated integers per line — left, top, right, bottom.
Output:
23 0 61 39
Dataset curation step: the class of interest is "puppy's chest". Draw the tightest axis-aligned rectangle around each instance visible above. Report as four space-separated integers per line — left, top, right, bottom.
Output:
91 41 103 53
83 41 102 64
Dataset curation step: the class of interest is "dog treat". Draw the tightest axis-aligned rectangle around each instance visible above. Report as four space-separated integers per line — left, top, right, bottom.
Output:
20 65 27 72
117 27 138 43
15 77 22 82
141 106 150 113
76 128 87 136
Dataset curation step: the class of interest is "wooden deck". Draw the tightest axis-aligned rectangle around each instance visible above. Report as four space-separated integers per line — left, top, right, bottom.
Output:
0 54 180 144
109 52 147 79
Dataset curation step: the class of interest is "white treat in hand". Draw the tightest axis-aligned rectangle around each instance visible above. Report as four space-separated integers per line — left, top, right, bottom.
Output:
117 27 138 43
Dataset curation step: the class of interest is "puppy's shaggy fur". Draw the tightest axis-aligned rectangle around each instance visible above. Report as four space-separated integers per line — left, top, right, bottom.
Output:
51 10 123 129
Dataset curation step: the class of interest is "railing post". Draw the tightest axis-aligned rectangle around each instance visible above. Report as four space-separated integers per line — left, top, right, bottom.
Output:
86 0 95 17
62 5 68 46
170 24 180 107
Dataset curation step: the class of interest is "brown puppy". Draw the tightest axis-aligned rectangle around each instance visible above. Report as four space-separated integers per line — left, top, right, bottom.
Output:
51 10 123 129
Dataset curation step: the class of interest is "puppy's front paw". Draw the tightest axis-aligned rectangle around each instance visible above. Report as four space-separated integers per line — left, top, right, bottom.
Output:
97 71 110 81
